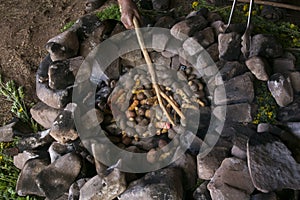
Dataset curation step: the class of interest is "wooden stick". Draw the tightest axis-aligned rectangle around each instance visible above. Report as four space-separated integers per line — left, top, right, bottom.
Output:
230 0 300 11
133 17 175 126
159 91 185 119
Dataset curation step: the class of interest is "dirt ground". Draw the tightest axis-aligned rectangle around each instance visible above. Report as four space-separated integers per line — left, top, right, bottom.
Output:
0 0 299 125
0 0 196 125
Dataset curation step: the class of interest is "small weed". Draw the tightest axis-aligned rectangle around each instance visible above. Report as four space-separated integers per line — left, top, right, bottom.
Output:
0 75 38 132
0 141 41 200
60 21 75 32
96 4 121 21
252 80 278 124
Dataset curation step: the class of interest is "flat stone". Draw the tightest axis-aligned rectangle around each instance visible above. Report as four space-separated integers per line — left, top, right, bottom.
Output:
152 32 170 52
30 102 62 129
268 73 294 107
50 103 78 144
207 158 254 200
79 168 126 200
16 159 48 197
277 96 300 121
214 73 254 105
249 34 283 58
273 57 295 74
152 0 170 11
288 71 300 93
171 16 208 40
17 129 53 151
13 151 39 170
37 153 82 200
36 77 72 109
257 123 300 163
247 132 300 192
245 56 270 81
219 61 248 81
226 103 255 123
218 32 241 61
197 146 229 180
48 60 75 90
119 168 183 200
193 181 212 200
183 37 204 56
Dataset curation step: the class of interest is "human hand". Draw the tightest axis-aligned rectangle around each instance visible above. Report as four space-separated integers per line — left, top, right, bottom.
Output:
118 0 141 29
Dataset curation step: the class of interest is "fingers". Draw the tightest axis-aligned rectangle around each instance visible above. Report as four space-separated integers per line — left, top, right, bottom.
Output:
119 0 141 29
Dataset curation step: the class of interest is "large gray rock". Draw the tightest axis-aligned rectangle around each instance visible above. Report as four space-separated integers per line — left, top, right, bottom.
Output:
119 168 183 200
219 61 248 81
214 73 254 105
50 103 78 144
13 151 39 170
249 34 283 58
207 158 255 200
245 56 270 81
16 159 48 197
37 153 82 200
225 103 255 123
171 16 208 40
48 60 75 90
30 102 62 129
268 73 293 107
218 32 241 61
197 146 229 180
36 77 72 109
247 132 300 192
79 168 126 200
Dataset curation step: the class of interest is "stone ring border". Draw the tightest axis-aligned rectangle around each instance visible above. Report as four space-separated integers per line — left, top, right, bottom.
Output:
72 27 227 173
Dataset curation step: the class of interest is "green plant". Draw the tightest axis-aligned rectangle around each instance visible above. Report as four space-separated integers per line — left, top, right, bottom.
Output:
96 4 121 21
0 141 41 200
0 75 38 133
60 21 75 32
252 80 278 124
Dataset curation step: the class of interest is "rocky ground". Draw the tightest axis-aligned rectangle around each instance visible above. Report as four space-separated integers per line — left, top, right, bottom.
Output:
1 0 300 200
